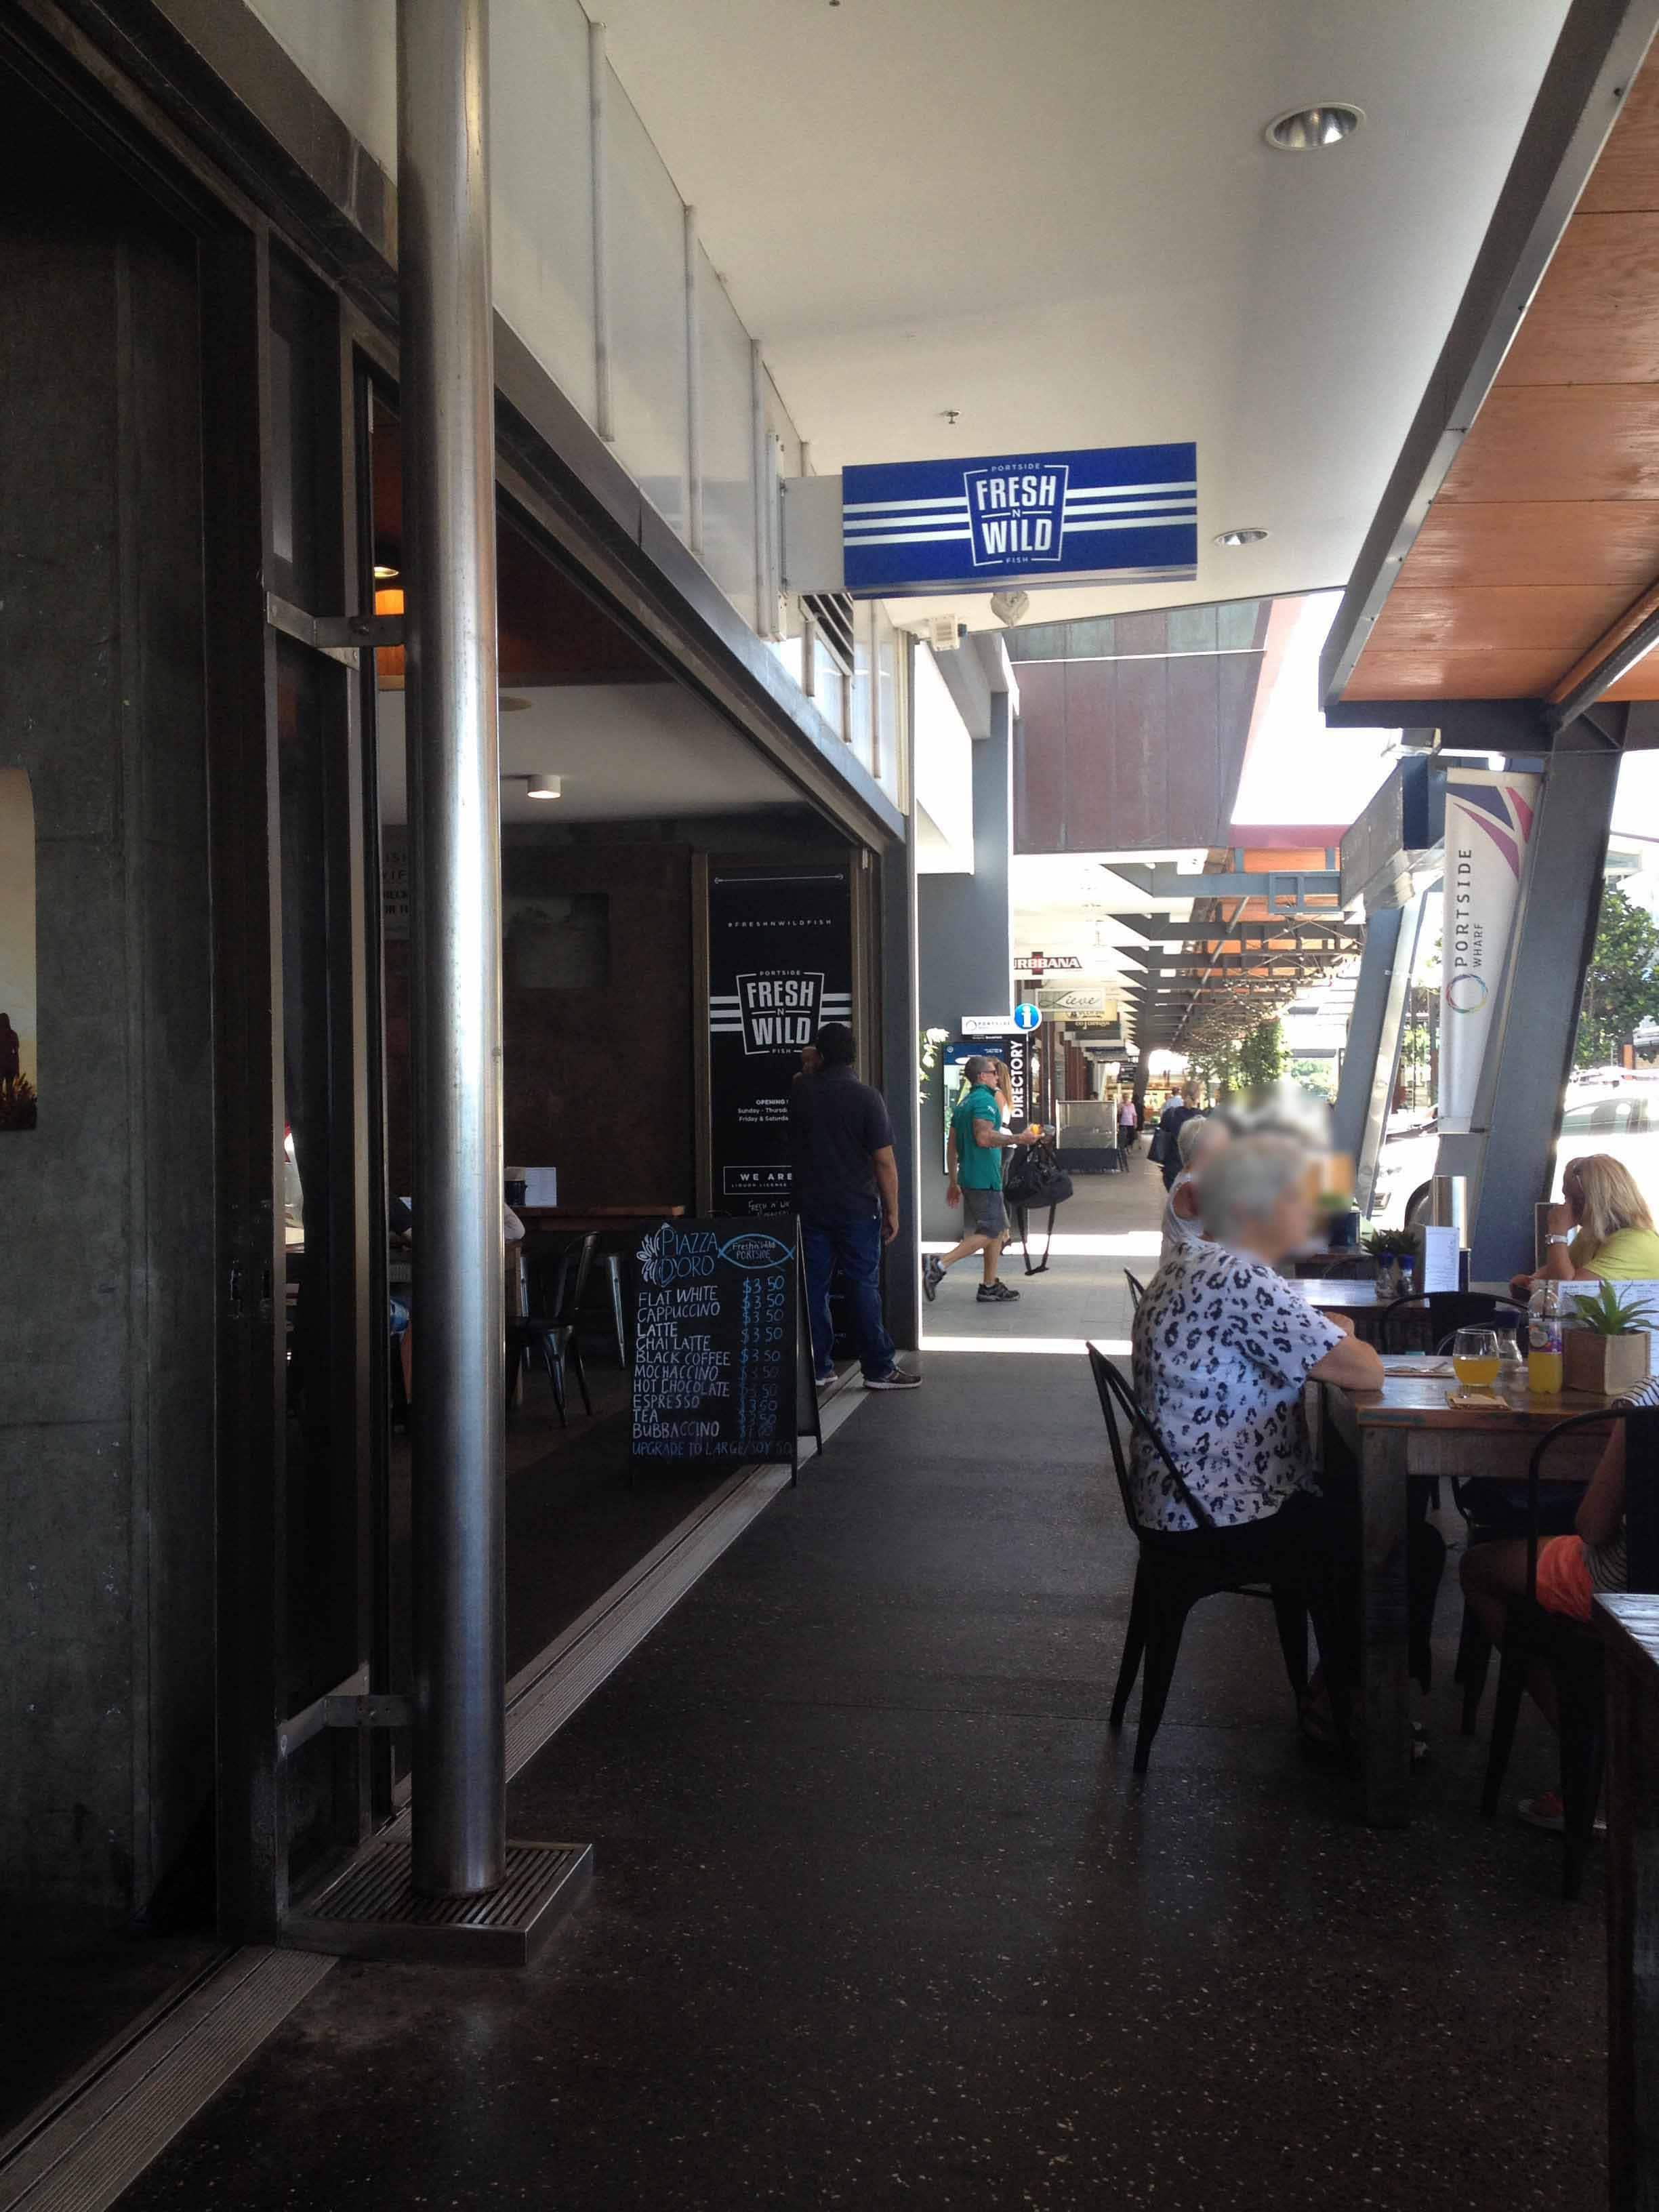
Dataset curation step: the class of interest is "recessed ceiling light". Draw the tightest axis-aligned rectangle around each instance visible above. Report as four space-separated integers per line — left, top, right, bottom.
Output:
373 562 400 579
1214 527 1269 548
499 694 532 713
1264 102 1364 152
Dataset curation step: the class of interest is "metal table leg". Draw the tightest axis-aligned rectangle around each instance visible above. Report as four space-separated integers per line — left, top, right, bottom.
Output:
1359 1427 1412 1826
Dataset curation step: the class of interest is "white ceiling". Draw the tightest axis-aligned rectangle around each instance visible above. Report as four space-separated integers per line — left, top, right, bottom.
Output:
599 0 1572 630
377 683 800 825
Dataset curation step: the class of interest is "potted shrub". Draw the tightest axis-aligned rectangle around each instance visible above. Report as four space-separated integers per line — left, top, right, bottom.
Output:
1563 1279 1656 1395
1362 1227 1418 1299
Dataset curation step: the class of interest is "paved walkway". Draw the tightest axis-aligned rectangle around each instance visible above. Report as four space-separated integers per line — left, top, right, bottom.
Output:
921 1155 1161 1349
119 1165 1607 2211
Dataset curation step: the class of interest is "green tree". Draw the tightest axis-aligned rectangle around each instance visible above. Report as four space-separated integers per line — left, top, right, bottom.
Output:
1237 1019 1287 1096
1288 1057 1336 1101
1575 884 1659 1067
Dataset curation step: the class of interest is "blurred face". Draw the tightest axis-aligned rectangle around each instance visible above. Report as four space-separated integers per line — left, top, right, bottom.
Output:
800 1045 823 1074
1240 1181 1313 1263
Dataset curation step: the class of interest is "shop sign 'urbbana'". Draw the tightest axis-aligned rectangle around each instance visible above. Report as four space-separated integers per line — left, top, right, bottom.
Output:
840 441 1197 597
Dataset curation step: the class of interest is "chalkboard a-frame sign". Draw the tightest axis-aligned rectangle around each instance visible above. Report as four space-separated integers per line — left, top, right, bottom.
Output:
630 1216 822 1475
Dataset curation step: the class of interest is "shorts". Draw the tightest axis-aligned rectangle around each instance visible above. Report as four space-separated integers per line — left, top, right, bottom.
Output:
1535 1534 1594 1622
964 1187 1007 1237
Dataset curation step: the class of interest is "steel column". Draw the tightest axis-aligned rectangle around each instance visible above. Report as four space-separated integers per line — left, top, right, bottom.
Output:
880 830 922 1353
1463 722 1621 1282
398 0 506 1898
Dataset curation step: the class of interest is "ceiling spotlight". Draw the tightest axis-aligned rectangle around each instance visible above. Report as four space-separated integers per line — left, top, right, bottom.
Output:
1214 527 1269 548
373 562 400 580
989 588 1031 627
499 694 532 713
1264 102 1364 152
527 773 562 801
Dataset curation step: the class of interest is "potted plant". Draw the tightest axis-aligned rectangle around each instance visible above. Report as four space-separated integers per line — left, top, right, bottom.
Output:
1362 1227 1418 1299
1563 1280 1656 1395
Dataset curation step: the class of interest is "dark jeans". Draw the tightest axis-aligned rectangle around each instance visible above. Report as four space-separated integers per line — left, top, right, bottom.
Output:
1147 1490 1360 1687
1145 1488 1446 1694
802 1210 895 1381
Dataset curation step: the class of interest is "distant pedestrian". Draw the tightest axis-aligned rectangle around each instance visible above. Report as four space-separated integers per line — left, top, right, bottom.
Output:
1156 1083 1204 1191
924 1054 1041 1307
1116 1090 1139 1163
789 1021 921 1392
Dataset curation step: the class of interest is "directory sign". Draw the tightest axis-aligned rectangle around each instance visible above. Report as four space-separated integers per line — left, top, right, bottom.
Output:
841 441 1197 596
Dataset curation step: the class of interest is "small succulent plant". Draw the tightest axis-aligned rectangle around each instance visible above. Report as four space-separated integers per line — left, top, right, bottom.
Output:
1571 1279 1657 1338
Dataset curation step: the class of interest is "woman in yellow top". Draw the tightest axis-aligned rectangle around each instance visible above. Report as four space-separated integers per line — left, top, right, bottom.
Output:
1509 1151 1659 1300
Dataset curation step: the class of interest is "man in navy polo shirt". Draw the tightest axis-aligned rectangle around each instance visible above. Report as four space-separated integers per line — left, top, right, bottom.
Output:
789 1021 921 1392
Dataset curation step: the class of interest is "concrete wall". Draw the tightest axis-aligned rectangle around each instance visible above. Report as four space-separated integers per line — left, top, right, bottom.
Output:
916 687 1015 1242
0 117 216 1916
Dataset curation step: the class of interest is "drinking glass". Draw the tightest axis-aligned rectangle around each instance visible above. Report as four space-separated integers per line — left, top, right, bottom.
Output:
1452 1327 1500 1389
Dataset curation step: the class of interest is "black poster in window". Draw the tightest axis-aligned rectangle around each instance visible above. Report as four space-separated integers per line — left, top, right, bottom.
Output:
706 867 853 1216
630 1216 811 1467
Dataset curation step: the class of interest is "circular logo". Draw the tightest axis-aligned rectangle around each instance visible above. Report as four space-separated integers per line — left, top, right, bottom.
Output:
718 1232 792 1270
1012 1003 1042 1032
1446 972 1488 1015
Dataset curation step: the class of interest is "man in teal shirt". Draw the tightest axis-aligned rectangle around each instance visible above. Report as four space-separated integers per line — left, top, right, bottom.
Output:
924 1056 1040 1305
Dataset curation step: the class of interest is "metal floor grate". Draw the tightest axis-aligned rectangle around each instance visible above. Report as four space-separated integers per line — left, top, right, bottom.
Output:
287 1840 592 1966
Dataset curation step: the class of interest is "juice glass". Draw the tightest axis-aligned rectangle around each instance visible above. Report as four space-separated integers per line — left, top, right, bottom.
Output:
1452 1328 1500 1390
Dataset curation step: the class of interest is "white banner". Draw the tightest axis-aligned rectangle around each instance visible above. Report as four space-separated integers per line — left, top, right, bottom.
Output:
1439 768 1541 1132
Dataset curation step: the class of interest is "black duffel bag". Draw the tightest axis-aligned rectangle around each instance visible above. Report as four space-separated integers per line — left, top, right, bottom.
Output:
1004 1138 1073 1211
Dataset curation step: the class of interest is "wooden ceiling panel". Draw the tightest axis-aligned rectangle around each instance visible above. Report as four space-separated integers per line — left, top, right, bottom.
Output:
1402 500 1659 589
1364 582 1631 655
1578 64 1659 215
1346 647 1567 699
1495 213 1659 386
1439 386 1659 504
1338 45 1659 710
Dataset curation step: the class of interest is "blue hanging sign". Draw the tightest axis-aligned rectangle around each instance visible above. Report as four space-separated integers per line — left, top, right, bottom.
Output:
841 441 1196 597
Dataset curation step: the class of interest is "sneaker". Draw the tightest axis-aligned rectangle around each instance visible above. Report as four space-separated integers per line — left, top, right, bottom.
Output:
815 1368 836 1390
864 1367 922 1390
977 1279 1021 1303
922 1256 947 1303
1517 1791 1606 1836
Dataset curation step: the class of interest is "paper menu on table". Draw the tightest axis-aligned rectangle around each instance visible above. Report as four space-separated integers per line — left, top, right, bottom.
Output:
1420 1224 1461 1294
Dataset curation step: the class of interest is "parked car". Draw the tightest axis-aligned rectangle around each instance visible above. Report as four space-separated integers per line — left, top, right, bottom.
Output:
1366 1083 1659 1232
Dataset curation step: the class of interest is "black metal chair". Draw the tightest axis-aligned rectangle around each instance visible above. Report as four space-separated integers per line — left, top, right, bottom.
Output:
1124 1270 1148 1312
1378 1289 1525 1355
1479 1407 1628 1900
506 1231 597 1424
1086 1344 1343 1774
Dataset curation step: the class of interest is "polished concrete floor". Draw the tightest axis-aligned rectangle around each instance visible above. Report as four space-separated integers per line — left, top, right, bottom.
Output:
116 1172 1603 2209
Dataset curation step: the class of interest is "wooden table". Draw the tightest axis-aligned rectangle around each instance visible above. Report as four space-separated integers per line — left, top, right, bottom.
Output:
517 1205 684 1234
1321 1359 1619 1825
1298 1277 1525 1348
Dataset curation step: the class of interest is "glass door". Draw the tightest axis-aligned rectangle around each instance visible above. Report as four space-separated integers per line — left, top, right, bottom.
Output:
212 239 384 1933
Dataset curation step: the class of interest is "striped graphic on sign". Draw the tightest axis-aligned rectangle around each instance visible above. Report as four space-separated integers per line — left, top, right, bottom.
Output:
842 441 1196 596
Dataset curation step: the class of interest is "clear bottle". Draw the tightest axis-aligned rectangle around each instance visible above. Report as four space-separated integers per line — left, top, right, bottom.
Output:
1528 1281 1564 1395
1494 1328 1526 1387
